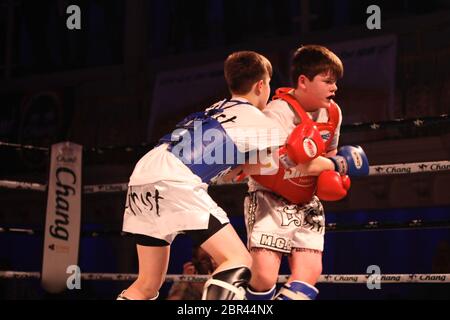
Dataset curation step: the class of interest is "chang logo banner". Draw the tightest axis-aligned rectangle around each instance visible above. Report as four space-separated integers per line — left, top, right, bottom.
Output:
41 142 82 293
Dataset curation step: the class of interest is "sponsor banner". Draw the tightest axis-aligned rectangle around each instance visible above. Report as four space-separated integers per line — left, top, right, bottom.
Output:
41 142 82 293
284 274 450 284
317 274 450 283
1 271 449 283
370 160 450 175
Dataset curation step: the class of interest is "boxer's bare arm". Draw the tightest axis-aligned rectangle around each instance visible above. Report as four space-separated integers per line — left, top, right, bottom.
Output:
293 149 337 176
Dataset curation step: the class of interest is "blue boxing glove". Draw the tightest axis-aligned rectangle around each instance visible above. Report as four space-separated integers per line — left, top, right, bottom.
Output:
329 145 369 176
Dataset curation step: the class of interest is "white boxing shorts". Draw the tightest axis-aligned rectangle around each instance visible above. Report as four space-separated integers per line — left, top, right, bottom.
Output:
244 191 325 253
122 180 229 244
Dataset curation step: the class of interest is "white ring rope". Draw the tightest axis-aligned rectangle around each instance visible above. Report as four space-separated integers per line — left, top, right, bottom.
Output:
0 180 47 191
0 141 49 151
0 271 449 284
0 113 447 153
369 161 450 176
2 218 450 236
1 160 449 193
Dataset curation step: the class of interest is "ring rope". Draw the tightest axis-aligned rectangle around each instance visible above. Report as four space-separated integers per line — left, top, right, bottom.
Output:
2 219 450 237
0 141 49 152
0 113 448 153
1 160 449 192
369 161 450 176
0 271 448 283
0 180 47 191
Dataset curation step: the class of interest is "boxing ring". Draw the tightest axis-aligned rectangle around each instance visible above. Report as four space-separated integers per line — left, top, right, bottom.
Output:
1 115 450 298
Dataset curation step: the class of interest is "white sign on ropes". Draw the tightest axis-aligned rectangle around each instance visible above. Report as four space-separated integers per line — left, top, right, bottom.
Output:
41 142 82 293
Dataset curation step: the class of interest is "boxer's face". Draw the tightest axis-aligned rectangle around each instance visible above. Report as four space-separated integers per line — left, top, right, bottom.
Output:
302 71 337 110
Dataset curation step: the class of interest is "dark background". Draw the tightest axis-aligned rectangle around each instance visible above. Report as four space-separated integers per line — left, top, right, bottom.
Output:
0 0 449 299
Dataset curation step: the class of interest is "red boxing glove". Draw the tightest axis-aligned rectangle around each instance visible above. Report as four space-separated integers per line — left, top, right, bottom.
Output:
281 122 325 168
316 171 351 201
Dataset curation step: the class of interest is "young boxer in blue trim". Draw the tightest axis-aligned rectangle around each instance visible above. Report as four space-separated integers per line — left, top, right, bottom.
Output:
117 51 288 300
